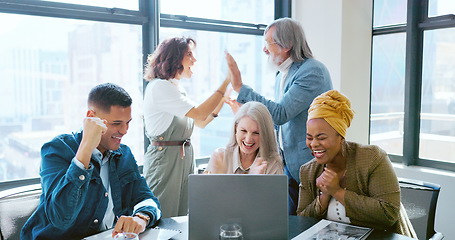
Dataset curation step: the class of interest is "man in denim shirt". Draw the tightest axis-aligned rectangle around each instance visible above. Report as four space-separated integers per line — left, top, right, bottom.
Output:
226 18 332 215
21 83 161 239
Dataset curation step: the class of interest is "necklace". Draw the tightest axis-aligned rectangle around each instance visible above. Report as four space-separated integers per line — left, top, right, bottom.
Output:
169 79 179 88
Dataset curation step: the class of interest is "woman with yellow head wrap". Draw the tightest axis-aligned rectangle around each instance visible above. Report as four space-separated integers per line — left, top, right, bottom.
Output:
307 89 354 138
297 90 417 238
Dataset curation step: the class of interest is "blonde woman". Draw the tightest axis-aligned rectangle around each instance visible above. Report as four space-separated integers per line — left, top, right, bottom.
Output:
205 102 284 175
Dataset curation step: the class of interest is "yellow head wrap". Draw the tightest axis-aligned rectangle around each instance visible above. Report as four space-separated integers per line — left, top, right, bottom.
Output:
307 90 355 138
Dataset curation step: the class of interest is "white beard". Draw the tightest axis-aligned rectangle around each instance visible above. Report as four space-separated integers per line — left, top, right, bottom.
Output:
266 54 280 72
266 50 285 73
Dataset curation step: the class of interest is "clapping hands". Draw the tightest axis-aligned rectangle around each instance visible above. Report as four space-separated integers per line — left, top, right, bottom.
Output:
316 168 342 196
248 157 268 174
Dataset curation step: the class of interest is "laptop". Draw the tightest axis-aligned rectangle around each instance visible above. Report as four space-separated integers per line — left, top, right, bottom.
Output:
188 174 288 240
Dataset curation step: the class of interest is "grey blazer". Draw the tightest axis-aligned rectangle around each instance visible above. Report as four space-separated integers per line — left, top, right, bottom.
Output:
237 58 332 181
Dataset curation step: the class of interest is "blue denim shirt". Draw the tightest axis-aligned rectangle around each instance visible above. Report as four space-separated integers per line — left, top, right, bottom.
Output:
21 130 161 240
237 58 332 182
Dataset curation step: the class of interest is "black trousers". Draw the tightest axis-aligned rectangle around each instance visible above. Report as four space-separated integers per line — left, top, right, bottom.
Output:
285 165 299 215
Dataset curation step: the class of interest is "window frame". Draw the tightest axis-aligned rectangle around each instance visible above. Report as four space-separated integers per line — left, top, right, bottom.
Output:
372 0 455 172
0 0 290 184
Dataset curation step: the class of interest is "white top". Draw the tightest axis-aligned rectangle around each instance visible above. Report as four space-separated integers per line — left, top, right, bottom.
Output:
277 57 293 149
326 197 351 224
143 78 196 136
278 57 293 99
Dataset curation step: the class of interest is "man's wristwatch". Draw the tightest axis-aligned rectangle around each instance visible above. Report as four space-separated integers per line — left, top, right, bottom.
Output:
134 212 150 225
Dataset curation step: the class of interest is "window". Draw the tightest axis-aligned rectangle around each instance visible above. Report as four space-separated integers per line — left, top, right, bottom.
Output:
429 0 455 17
42 0 139 10
0 13 144 181
370 33 406 156
372 0 455 170
161 0 273 23
0 0 280 182
158 0 275 159
420 29 455 162
373 0 407 27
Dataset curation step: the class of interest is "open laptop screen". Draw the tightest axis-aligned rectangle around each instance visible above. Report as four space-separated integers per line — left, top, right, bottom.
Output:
188 174 288 240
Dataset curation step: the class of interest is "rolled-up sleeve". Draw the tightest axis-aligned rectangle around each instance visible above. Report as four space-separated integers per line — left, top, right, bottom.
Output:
133 199 162 228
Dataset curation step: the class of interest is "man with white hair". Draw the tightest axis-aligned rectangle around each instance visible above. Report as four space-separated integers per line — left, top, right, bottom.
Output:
226 17 332 215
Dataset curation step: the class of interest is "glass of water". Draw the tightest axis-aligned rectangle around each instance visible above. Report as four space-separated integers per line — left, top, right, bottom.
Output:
219 223 243 240
113 232 139 240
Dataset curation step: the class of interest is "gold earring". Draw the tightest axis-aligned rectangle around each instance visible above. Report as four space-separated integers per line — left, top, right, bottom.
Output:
341 141 346 157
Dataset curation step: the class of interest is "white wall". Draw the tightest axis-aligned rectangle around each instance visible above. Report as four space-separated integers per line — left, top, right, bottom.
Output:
292 0 455 239
293 0 371 144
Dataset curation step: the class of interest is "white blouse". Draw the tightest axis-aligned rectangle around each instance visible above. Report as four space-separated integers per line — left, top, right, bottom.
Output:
143 79 196 136
327 197 351 224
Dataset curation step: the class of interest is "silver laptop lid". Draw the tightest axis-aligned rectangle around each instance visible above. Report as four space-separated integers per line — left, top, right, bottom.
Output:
188 174 288 240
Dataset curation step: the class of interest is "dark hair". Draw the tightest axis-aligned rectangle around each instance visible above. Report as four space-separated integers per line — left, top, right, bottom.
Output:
143 37 196 81
87 83 132 113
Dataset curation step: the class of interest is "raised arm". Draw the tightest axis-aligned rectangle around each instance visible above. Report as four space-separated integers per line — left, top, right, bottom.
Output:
41 115 107 229
40 139 93 229
225 52 242 92
186 78 230 122
237 69 327 125
75 116 107 168
193 93 228 128
227 54 331 126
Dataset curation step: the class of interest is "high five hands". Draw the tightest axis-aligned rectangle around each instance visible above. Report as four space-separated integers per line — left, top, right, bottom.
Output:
225 51 242 92
224 52 243 114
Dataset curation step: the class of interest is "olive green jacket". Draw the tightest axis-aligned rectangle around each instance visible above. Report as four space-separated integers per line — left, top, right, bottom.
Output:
297 142 417 238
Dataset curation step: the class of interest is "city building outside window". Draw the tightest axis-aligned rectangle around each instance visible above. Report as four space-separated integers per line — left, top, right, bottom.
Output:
0 0 276 181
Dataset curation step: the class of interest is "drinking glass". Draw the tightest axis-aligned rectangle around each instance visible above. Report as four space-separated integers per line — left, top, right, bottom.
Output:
113 232 139 240
219 223 243 240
